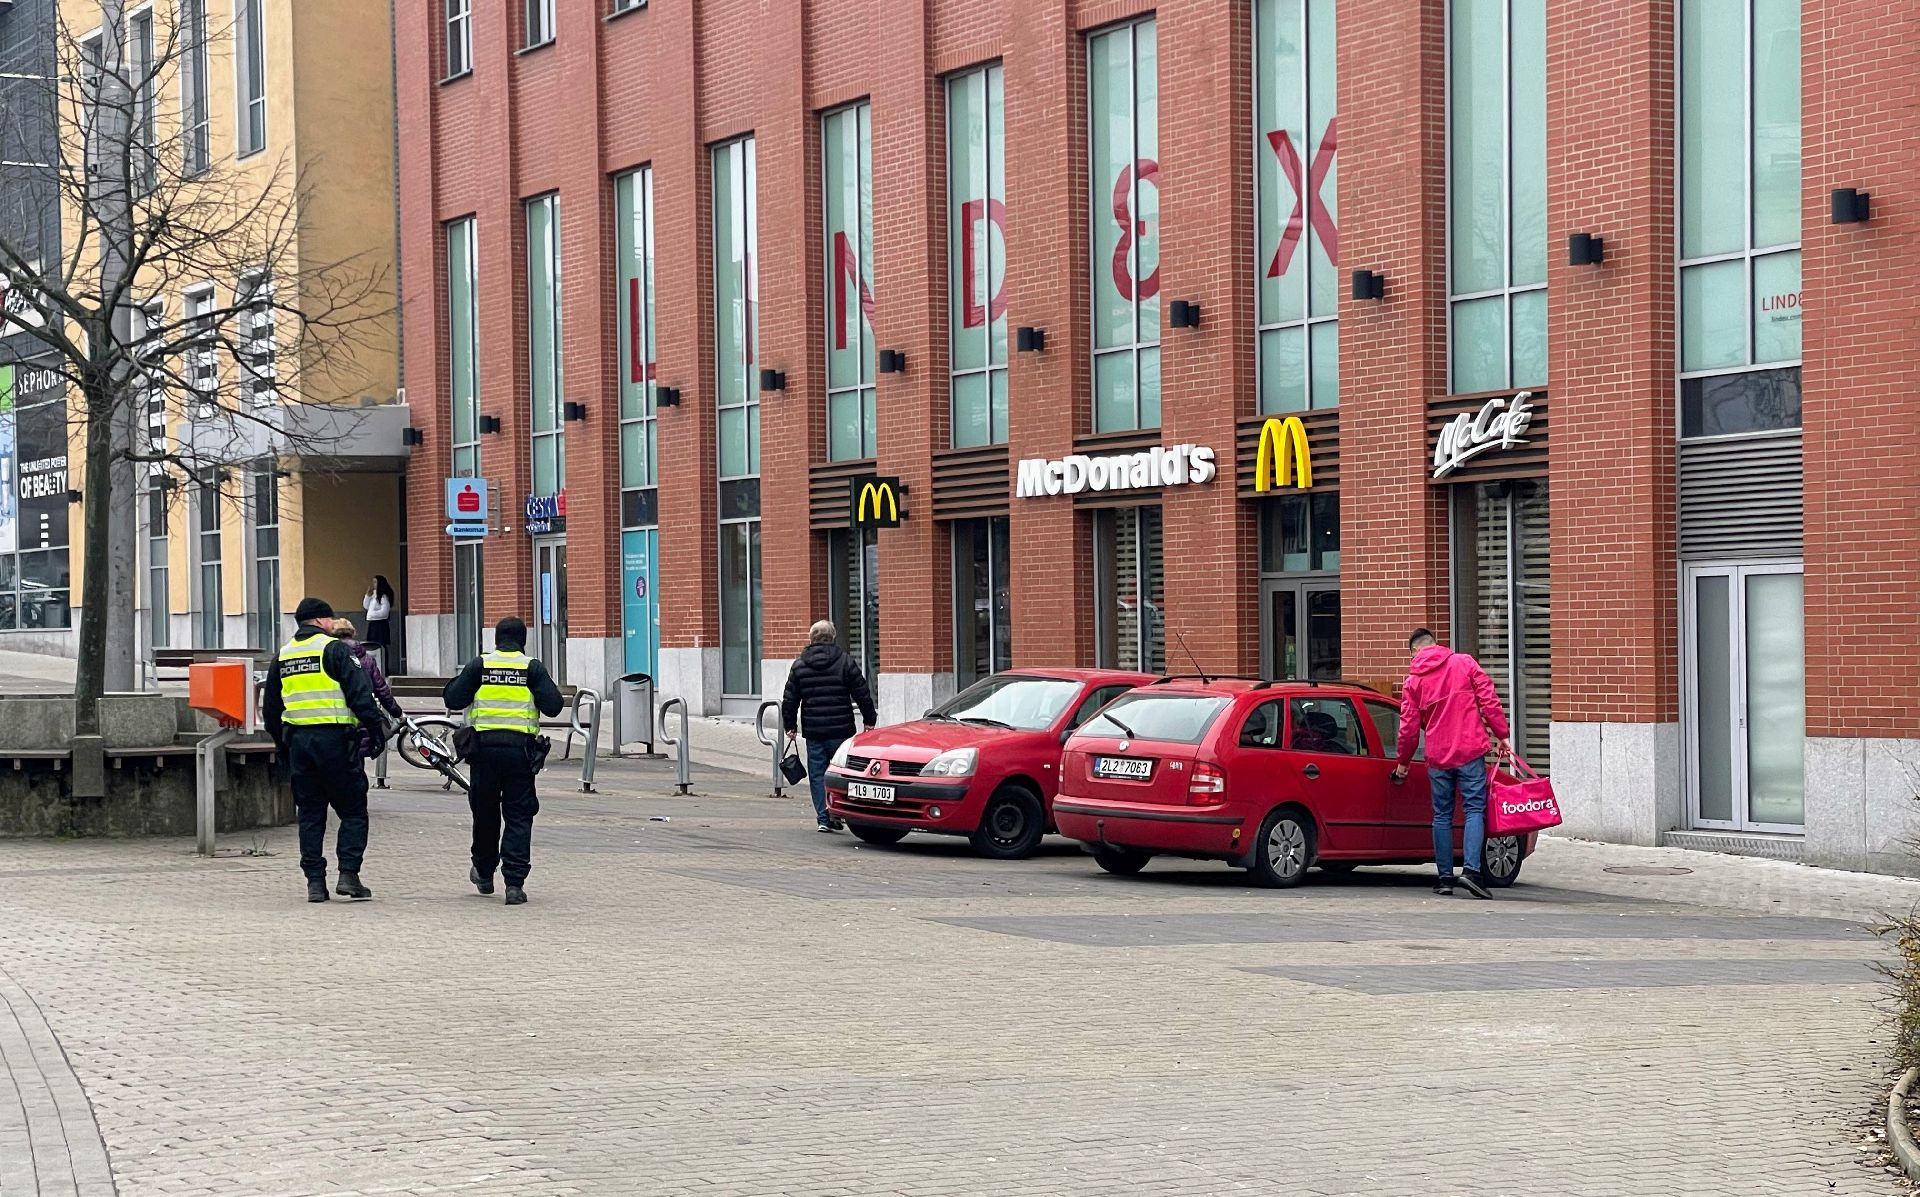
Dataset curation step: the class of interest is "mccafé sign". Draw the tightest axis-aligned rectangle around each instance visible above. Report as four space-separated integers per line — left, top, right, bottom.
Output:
1014 443 1218 498
1431 390 1535 480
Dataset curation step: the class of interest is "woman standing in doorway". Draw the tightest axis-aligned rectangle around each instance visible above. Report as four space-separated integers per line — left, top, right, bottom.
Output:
362 575 396 654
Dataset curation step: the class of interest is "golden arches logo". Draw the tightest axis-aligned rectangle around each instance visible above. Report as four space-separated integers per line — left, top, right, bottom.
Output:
1253 416 1313 492
854 479 901 525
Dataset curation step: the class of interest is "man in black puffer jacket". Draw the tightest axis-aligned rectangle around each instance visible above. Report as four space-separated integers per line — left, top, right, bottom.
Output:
781 620 878 832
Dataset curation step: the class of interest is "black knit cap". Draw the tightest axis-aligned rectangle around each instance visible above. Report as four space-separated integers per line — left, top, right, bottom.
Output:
294 597 335 624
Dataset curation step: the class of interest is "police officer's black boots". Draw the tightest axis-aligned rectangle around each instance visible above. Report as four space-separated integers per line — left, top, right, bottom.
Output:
335 872 373 900
307 878 330 903
504 885 527 906
470 866 495 895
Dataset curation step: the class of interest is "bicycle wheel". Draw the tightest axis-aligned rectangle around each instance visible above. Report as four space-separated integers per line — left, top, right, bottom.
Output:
397 718 459 772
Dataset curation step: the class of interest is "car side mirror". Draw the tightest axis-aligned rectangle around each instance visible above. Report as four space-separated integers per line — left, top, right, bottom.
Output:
1059 728 1073 745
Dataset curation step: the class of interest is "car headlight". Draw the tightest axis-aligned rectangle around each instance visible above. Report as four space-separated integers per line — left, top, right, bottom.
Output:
830 741 852 769
922 747 977 777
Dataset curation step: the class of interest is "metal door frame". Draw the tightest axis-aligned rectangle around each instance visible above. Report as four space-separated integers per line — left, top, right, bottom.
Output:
1681 558 1804 833
531 535 568 684
1259 576 1341 681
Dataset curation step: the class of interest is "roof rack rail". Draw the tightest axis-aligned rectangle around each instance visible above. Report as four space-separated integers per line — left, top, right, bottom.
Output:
1151 673 1262 686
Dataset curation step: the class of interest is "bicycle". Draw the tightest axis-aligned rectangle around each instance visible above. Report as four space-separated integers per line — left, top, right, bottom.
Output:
393 712 470 792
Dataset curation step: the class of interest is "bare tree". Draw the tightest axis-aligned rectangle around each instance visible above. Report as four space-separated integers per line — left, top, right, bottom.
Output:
0 2 391 735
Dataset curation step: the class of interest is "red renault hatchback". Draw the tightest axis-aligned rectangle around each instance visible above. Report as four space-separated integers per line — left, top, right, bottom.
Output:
1052 677 1534 887
824 668 1156 859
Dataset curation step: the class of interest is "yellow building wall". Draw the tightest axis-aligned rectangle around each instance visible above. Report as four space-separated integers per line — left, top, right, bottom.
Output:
295 473 400 623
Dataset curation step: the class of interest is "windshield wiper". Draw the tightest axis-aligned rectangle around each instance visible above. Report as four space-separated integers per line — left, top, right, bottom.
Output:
924 710 959 722
1098 715 1137 739
959 716 1015 730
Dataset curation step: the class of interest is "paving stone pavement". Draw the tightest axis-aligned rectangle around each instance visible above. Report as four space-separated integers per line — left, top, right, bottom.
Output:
0 752 1915 1196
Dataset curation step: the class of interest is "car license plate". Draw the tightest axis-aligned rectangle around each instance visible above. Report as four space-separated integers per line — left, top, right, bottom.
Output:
1094 756 1153 780
848 782 895 803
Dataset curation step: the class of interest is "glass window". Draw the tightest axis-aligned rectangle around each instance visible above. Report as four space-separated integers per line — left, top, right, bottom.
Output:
1093 506 1164 672
1068 684 1133 731
948 64 1007 446
453 541 483 662
1364 698 1418 761
1287 696 1367 755
130 10 155 193
1255 0 1338 413
1080 693 1228 744
0 364 71 633
953 516 1011 690
1240 699 1284 748
714 137 761 695
525 194 563 495
235 0 266 156
1680 366 1801 438
147 485 171 648
238 272 275 405
1679 0 1801 401
446 218 480 476
197 471 221 648
615 169 657 523
446 0 472 77
1449 480 1551 768
1259 492 1339 573
1447 0 1546 393
611 0 645 11
180 0 210 174
1089 18 1159 432
823 103 876 461
525 0 555 47
828 526 880 682
252 465 279 649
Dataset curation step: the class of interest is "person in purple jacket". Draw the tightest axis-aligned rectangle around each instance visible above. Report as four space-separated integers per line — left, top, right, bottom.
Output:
330 616 404 761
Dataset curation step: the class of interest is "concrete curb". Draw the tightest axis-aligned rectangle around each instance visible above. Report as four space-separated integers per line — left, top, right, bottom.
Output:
1889 1065 1920 1181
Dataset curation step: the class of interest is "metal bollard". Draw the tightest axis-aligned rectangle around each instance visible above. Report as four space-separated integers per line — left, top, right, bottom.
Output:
574 687 603 793
756 700 786 798
374 727 391 788
194 726 239 857
658 697 692 794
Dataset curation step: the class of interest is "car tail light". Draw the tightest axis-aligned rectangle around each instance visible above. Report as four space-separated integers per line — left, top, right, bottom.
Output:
1188 762 1226 802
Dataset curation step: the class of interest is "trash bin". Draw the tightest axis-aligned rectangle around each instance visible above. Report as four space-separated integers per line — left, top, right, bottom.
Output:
617 673 654 752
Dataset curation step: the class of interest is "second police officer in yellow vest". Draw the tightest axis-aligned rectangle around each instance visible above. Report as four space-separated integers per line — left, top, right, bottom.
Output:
443 616 565 905
263 597 391 904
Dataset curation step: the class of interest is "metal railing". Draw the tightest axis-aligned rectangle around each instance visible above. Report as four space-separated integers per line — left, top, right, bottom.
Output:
658 696 691 794
755 700 788 798
572 687 603 792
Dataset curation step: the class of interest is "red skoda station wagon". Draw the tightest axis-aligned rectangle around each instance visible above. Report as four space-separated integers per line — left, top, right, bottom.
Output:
824 668 1156 859
1052 677 1534 887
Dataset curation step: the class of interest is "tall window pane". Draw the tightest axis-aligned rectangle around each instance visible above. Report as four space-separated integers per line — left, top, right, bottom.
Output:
179 0 209 174
1089 18 1159 432
714 138 761 696
947 64 1007 447
823 103 875 461
447 218 480 468
1679 0 1802 406
235 0 265 156
1093 506 1164 672
616 169 657 494
526 194 563 494
1447 0 1546 393
1255 0 1338 414
446 0 472 77
252 465 279 649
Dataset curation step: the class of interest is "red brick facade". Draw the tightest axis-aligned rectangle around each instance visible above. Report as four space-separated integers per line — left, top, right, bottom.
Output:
395 0 1920 847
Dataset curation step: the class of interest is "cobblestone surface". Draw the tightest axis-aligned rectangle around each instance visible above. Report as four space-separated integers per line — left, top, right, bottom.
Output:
0 753 1913 1196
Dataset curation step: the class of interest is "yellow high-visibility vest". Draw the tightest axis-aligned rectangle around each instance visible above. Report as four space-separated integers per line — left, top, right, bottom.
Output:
277 635 355 726
472 651 538 735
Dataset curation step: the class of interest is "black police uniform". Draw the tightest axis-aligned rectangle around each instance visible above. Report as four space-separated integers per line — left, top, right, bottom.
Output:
443 648 565 896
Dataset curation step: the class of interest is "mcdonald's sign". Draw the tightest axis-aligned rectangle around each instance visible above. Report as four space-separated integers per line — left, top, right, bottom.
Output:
849 475 905 528
1252 416 1314 492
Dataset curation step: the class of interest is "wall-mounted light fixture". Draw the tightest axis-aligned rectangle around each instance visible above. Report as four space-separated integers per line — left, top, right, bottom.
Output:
401 427 425 446
657 386 682 407
478 414 502 434
759 368 786 392
562 400 589 422
65 489 82 504
1168 300 1202 329
1831 187 1871 224
1015 326 1046 352
1567 232 1606 265
1350 270 1385 301
877 349 906 374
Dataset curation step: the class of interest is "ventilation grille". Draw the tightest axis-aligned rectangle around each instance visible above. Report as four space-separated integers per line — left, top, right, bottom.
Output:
1678 433 1802 559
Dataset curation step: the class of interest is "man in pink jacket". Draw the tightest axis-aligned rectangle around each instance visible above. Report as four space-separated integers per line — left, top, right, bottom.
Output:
1390 628 1512 899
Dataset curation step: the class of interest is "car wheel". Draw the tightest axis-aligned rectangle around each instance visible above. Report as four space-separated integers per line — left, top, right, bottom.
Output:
1482 835 1524 887
847 823 909 846
1251 807 1315 888
969 785 1045 860
1093 846 1151 876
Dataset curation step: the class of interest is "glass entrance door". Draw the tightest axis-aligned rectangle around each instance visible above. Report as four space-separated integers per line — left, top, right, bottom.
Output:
1261 580 1341 680
1685 561 1804 831
532 538 569 684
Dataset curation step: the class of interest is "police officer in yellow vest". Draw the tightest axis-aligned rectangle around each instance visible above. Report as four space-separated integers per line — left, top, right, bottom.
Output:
442 616 564 905
263 597 389 903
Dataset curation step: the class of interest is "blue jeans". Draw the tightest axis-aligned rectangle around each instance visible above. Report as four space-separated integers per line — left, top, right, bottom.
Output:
1430 758 1488 878
806 737 844 825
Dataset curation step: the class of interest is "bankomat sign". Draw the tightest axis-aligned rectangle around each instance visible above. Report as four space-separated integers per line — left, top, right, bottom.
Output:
1251 416 1313 492
849 475 904 528
1014 443 1217 498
